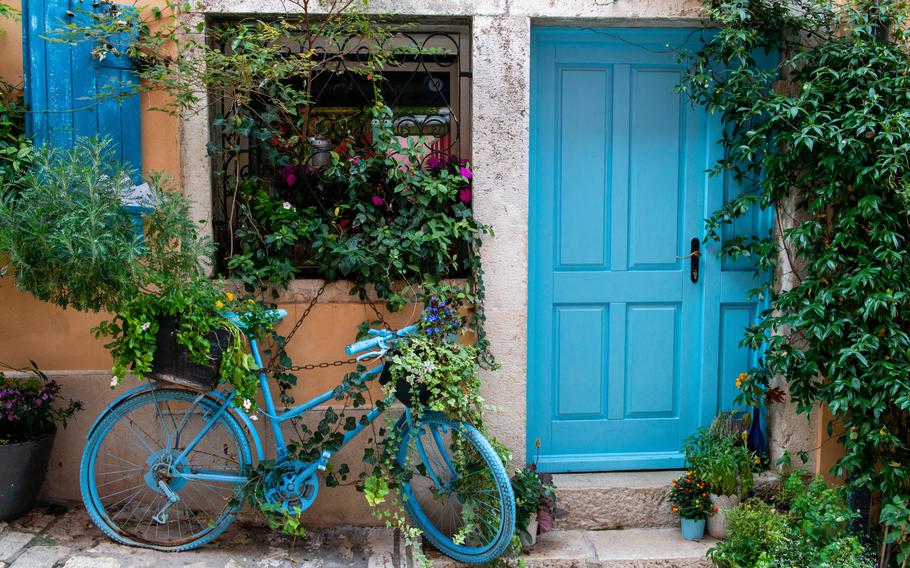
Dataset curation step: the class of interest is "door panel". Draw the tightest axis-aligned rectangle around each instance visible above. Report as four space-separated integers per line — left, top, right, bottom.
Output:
529 28 763 472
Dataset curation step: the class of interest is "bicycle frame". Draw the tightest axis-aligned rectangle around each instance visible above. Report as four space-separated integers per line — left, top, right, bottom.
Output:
172 335 394 487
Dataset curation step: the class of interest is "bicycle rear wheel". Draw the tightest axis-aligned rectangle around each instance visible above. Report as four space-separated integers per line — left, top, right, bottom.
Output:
80 389 252 551
395 412 516 564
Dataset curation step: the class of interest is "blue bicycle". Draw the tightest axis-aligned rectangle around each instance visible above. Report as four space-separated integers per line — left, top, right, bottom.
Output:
80 310 515 564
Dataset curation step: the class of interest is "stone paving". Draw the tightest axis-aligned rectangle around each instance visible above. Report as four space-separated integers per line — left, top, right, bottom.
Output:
0 504 409 568
0 503 716 567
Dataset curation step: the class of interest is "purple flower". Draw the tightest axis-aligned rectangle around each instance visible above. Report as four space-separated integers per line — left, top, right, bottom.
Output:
458 188 472 203
459 166 473 179
426 155 444 169
372 195 384 207
351 156 361 166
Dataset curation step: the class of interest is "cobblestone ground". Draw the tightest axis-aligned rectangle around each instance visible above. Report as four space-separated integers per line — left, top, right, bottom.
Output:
0 504 411 568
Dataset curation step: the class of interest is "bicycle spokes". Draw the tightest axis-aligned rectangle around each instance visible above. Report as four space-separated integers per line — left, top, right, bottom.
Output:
82 390 251 549
398 416 512 558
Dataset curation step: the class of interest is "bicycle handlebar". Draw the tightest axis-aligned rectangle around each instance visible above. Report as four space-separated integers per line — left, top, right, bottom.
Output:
345 325 417 356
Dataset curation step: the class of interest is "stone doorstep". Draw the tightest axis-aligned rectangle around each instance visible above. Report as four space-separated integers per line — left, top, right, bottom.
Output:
553 471 780 531
430 528 715 568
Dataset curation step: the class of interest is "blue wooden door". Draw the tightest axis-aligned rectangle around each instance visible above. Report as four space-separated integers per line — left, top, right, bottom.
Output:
528 28 762 472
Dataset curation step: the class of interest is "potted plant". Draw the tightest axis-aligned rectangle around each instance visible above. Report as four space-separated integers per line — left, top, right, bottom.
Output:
668 470 716 541
0 364 82 520
511 464 557 549
385 295 483 424
0 138 273 415
684 424 755 539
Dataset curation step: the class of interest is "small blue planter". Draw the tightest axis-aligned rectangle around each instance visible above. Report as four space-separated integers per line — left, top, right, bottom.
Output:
680 518 706 541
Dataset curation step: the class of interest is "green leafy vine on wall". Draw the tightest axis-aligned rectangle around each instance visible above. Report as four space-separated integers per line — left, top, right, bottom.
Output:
681 0 910 564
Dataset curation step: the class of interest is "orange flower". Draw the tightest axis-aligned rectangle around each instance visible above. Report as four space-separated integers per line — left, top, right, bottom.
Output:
225 292 235 302
736 373 749 389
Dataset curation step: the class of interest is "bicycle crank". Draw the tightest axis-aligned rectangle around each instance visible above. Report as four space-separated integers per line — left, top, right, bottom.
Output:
263 461 319 515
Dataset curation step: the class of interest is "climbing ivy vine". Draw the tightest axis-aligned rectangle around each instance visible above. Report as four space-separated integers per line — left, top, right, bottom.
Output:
681 0 910 563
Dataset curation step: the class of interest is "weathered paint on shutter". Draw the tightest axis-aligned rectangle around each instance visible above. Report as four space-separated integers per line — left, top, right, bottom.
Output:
22 0 141 175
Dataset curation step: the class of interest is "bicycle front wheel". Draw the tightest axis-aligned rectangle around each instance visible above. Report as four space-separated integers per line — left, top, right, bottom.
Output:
81 388 252 551
395 412 516 564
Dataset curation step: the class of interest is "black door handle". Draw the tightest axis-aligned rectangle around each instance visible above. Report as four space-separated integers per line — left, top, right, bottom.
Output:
676 238 701 283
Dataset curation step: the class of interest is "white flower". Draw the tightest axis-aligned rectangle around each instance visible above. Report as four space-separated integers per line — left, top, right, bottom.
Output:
242 399 252 411
282 201 292 210
249 414 258 421
110 376 119 388
423 361 436 373
141 322 151 331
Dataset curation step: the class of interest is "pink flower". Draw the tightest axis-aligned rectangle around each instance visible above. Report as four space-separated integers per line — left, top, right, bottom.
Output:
459 166 473 179
458 188 472 203
281 164 297 186
351 156 361 165
426 155 445 169
372 195 384 207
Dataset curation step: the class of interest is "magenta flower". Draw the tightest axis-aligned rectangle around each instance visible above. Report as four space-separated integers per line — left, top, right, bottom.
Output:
458 188 472 203
426 155 444 169
281 164 297 186
372 195 384 207
351 156 361 166
459 166 473 179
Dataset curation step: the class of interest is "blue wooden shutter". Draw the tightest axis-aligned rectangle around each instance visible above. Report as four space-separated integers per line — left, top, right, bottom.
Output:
22 0 142 175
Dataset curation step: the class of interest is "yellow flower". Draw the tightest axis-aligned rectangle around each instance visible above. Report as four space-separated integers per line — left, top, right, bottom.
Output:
225 292 235 302
215 300 224 309
754 456 761 464
736 373 749 389
248 299 256 305
880 427 888 436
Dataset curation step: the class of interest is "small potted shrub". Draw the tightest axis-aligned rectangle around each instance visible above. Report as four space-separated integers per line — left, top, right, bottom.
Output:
511 464 557 549
684 423 754 539
0 364 82 520
668 470 716 541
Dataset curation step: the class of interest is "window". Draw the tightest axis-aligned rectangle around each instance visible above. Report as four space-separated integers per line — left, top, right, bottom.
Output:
208 24 472 275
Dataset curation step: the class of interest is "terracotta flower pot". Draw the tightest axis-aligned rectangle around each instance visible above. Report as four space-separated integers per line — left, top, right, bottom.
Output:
0 430 55 521
707 493 740 539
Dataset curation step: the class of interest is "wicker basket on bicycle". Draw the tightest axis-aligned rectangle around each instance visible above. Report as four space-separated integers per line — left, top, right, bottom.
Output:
148 315 231 392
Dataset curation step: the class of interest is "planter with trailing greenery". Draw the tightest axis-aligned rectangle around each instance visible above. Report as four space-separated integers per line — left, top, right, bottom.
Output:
509 465 557 549
0 139 273 414
0 364 82 520
668 470 715 541
684 418 754 539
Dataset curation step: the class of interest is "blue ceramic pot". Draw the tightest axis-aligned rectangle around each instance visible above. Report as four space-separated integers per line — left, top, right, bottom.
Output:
680 518 706 541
